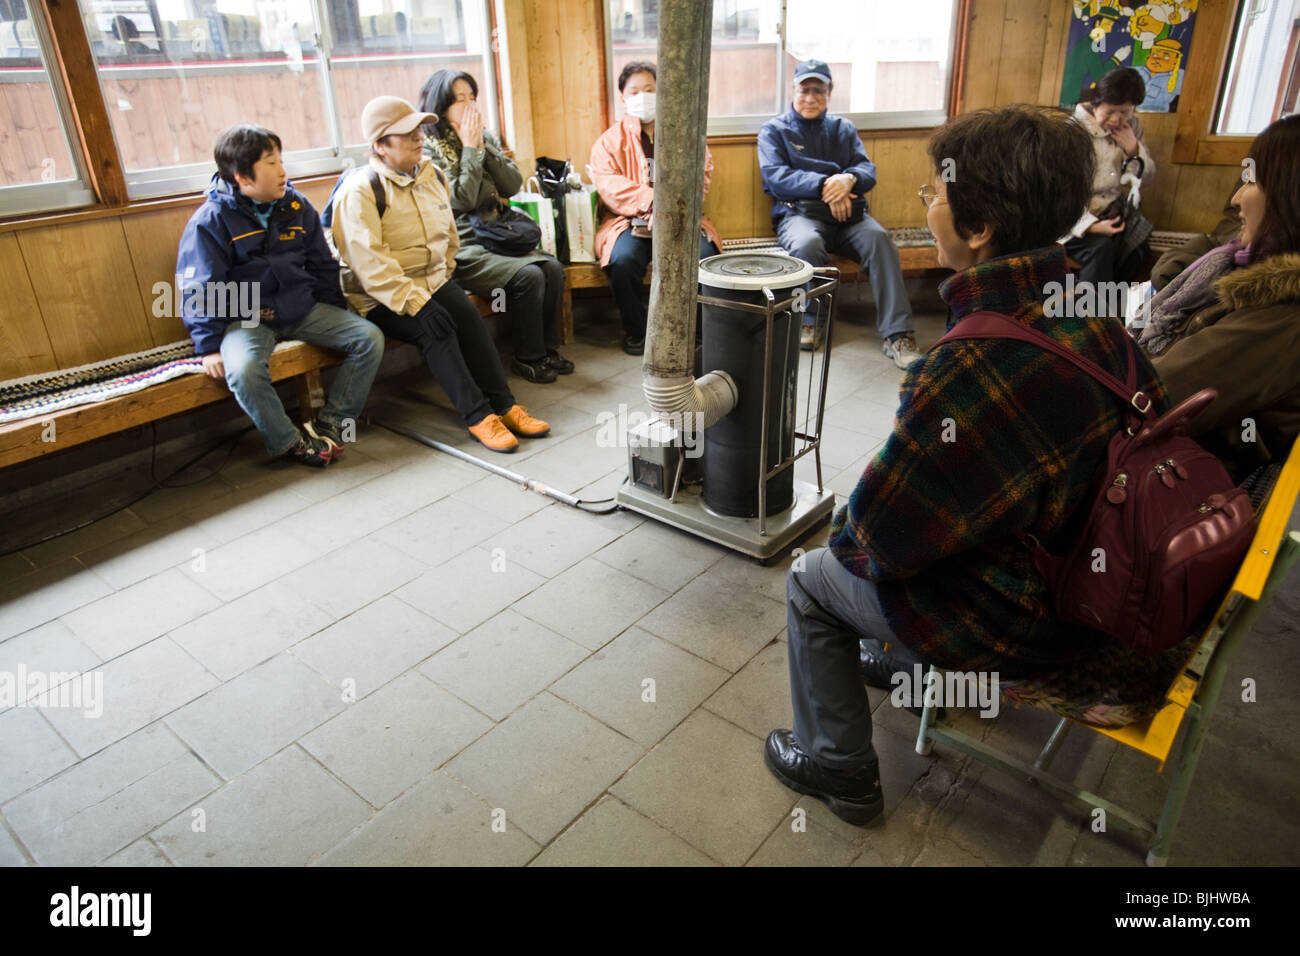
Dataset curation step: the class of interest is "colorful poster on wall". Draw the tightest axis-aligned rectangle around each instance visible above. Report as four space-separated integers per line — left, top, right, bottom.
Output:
1059 2 1199 112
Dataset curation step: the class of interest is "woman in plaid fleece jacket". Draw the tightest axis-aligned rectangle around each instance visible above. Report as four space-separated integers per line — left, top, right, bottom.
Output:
765 105 1167 826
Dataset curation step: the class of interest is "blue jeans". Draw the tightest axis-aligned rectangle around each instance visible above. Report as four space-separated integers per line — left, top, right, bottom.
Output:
220 301 385 456
775 213 913 341
785 547 923 770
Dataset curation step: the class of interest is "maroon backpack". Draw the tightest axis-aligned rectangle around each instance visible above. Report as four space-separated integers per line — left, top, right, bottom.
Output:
938 311 1256 655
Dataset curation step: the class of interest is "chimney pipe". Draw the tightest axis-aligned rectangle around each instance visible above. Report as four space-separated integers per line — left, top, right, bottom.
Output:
642 0 737 430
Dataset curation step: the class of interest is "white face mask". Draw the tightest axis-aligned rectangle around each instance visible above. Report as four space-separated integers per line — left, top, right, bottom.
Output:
624 91 656 123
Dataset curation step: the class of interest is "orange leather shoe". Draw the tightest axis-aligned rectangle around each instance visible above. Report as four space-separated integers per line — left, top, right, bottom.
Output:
468 414 518 452
500 405 550 438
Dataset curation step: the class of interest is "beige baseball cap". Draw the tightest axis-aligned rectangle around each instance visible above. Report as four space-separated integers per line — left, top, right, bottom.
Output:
362 96 437 144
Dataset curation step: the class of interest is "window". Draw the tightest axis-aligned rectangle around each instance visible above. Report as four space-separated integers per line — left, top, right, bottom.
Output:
0 0 97 215
1216 0 1300 135
604 0 960 134
76 0 498 199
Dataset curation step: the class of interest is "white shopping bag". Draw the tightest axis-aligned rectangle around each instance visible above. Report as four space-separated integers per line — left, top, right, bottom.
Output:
565 180 599 263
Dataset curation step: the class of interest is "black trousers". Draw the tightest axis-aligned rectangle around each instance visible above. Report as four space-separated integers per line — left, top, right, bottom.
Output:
503 258 565 360
367 281 514 427
605 229 720 339
1064 233 1149 286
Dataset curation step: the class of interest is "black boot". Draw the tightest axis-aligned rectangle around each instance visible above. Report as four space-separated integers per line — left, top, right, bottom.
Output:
763 730 883 826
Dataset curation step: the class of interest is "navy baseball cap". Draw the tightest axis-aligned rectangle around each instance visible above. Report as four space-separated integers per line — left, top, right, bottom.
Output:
793 59 831 85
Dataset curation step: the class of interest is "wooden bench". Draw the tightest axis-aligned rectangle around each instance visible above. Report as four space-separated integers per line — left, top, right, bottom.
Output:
913 434 1300 866
0 294 498 471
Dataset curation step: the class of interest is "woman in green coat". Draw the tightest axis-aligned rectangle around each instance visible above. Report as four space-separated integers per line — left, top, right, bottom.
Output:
418 69 572 383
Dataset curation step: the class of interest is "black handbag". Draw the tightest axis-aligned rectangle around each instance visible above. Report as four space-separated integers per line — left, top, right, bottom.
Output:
469 205 543 256
535 156 573 262
790 197 866 225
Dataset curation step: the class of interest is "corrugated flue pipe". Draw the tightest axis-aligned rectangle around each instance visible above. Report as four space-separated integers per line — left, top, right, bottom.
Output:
642 0 737 430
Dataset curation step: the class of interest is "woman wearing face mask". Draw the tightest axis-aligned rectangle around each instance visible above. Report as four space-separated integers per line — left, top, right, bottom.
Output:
417 69 573 384
1143 115 1300 479
1063 68 1153 285
590 60 722 355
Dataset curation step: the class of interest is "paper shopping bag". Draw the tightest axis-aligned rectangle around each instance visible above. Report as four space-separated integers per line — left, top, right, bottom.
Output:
509 177 557 257
565 183 599 263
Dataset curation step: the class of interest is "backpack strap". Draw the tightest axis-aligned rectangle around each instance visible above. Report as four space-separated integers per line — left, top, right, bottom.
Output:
936 310 1152 418
366 166 386 218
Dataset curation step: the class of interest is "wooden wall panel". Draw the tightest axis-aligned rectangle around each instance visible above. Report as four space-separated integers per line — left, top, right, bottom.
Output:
703 142 755 240
994 0 1051 107
297 179 333 212
502 0 538 174
867 136 931 229
1035 0 1072 106
557 0 607 173
0 233 57 380
751 150 774 238
1136 112 1180 235
960 0 1007 111
120 206 203 348
1168 164 1243 234
17 219 153 368
524 0 567 162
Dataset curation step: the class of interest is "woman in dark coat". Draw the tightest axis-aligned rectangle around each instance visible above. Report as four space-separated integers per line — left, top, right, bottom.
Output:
418 70 572 383
1145 115 1300 479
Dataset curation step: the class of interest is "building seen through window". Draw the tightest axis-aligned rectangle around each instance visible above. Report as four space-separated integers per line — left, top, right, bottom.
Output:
606 0 958 130
1216 0 1300 136
0 0 495 200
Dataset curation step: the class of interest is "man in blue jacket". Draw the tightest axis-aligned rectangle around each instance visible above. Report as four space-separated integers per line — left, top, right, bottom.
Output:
177 124 384 466
758 61 918 366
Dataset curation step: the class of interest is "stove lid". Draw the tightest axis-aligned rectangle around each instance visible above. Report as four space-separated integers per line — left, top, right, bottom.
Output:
698 251 814 291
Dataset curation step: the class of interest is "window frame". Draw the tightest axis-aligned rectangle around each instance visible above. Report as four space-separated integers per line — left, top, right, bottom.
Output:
113 0 502 200
601 0 964 136
0 0 503 220
1172 0 1256 166
0 2 98 217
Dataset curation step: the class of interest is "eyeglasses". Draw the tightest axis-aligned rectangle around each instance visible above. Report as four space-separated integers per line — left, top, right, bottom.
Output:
795 85 829 99
918 184 948 209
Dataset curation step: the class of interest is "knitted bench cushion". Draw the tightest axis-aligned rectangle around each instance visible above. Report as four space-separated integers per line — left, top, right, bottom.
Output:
0 342 204 425
998 634 1198 728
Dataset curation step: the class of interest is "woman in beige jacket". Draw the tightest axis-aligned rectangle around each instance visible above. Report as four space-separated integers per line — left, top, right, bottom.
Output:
331 96 548 453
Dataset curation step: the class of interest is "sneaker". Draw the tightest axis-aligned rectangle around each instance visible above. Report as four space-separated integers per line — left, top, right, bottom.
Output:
304 417 345 457
622 335 645 356
544 349 575 374
800 323 825 352
883 332 923 370
467 414 518 453
511 356 558 384
500 404 550 437
281 430 334 468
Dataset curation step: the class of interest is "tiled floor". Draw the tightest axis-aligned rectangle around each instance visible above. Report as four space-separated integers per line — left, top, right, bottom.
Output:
2 301 1298 867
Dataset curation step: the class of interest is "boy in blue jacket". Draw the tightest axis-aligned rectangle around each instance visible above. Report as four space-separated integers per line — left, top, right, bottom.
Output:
758 60 917 365
177 124 384 466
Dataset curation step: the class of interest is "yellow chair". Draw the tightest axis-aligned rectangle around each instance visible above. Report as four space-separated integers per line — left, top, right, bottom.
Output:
915 434 1300 865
